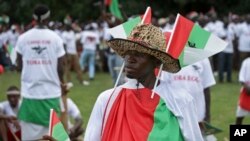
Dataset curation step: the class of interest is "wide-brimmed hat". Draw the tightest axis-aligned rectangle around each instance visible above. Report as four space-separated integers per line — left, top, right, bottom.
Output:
107 24 181 73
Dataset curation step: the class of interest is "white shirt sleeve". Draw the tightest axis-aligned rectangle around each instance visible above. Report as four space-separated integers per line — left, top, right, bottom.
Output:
67 98 81 119
239 59 247 83
55 36 65 58
84 89 113 141
200 58 216 88
15 36 23 54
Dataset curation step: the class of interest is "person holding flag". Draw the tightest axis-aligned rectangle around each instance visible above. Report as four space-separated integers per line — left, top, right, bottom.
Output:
84 23 203 141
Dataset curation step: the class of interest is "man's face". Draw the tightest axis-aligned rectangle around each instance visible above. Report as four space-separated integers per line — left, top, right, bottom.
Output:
7 95 20 108
124 50 156 79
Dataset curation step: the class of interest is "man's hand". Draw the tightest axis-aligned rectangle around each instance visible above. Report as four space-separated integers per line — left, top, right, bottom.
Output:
42 135 57 141
244 83 250 95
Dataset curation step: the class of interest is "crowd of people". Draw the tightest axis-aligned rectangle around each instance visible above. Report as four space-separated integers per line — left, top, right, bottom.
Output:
0 3 250 141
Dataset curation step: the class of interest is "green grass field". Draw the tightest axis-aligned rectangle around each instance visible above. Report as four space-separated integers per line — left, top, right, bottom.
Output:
0 71 249 140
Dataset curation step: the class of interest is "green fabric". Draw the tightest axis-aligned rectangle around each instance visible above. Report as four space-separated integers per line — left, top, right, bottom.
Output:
109 0 123 20
187 24 211 49
18 97 61 126
147 99 184 141
53 122 69 141
123 16 141 36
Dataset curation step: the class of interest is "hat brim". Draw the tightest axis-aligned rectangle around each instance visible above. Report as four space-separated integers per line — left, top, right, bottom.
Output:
107 38 181 73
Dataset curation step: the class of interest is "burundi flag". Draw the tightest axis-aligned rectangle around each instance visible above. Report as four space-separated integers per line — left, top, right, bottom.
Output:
167 14 228 67
7 45 17 65
108 7 151 39
105 0 123 20
49 109 70 141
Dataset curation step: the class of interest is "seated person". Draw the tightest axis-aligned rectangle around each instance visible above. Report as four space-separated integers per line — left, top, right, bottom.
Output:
0 86 21 141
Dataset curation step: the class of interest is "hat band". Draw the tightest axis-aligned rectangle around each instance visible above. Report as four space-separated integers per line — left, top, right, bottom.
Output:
33 10 50 21
6 90 20 95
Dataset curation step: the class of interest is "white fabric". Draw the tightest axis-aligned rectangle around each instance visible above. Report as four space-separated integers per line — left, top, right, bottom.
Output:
236 106 250 117
239 57 250 83
15 28 65 99
204 21 224 38
67 98 81 128
161 58 216 122
80 31 100 51
222 26 235 53
235 22 250 52
20 121 48 140
0 101 20 133
6 30 19 47
84 79 204 141
61 30 77 54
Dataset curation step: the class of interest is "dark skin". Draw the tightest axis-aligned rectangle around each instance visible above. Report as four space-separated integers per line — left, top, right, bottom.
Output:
124 50 161 89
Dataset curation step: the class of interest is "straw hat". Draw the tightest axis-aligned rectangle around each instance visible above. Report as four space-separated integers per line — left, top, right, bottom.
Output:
107 24 181 73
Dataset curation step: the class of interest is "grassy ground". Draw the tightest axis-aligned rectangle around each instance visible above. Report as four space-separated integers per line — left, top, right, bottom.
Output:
0 71 249 140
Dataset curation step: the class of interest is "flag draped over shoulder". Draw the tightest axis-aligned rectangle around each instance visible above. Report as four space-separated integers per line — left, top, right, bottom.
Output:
167 14 228 67
108 7 152 39
105 0 123 20
49 109 70 141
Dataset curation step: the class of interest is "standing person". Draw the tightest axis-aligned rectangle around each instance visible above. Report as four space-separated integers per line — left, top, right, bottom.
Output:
0 86 21 141
61 25 89 88
15 4 66 140
235 56 250 125
161 58 216 140
84 24 203 141
79 25 100 81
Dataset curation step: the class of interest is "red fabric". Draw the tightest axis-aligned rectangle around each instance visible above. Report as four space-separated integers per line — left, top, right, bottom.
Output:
49 109 61 135
101 88 160 141
163 31 171 49
167 15 194 59
140 7 152 24
105 0 112 5
239 88 250 111
7 127 21 141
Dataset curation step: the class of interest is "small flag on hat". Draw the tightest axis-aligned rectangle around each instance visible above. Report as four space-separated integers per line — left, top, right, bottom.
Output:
49 109 70 141
167 14 228 67
108 7 151 39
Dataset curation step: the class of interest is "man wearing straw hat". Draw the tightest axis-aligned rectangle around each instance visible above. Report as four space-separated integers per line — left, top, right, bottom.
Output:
84 24 204 141
0 86 21 141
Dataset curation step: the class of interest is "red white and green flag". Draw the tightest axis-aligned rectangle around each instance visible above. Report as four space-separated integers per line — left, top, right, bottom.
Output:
49 109 70 141
166 14 228 67
105 0 123 20
108 7 151 39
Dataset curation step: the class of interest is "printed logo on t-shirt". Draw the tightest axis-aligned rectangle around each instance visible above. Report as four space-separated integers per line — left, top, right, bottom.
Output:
32 46 47 54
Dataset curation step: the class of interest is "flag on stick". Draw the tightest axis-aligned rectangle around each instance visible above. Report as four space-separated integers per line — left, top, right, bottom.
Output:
105 0 123 20
49 109 70 141
167 14 228 67
108 7 151 39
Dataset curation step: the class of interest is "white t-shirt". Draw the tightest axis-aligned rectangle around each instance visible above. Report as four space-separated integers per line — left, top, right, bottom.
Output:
235 22 250 52
0 101 20 132
15 28 65 99
67 98 81 128
80 31 100 51
61 30 77 55
239 57 250 84
161 58 216 122
84 79 203 141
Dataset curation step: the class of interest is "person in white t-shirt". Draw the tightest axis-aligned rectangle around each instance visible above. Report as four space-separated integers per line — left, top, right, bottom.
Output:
161 58 216 140
61 25 89 88
80 25 100 80
235 56 250 125
67 98 84 141
15 4 66 140
0 86 21 141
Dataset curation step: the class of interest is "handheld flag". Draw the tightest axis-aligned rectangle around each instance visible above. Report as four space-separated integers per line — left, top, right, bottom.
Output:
108 7 152 39
105 0 123 20
166 14 228 67
49 109 70 141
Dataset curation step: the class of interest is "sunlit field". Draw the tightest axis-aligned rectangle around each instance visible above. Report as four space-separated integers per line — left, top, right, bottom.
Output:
0 70 249 140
